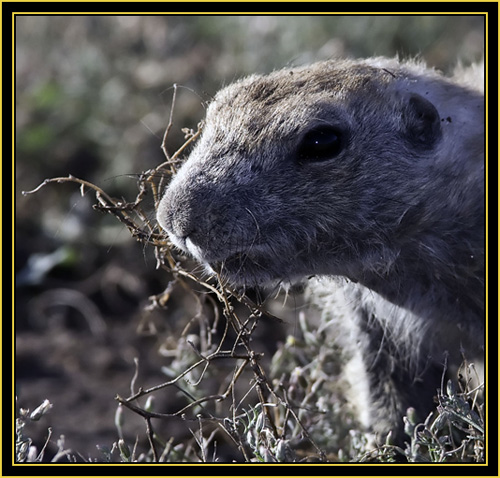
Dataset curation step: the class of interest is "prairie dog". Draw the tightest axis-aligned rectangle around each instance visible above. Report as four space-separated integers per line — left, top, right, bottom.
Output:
156 58 485 444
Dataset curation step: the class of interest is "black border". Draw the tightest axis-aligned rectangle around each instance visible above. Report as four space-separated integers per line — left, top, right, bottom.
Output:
5 2 498 476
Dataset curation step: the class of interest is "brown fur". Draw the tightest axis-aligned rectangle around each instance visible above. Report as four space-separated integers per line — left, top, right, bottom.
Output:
157 58 485 443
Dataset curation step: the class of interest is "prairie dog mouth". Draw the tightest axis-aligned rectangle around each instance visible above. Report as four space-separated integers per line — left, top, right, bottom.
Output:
209 250 277 287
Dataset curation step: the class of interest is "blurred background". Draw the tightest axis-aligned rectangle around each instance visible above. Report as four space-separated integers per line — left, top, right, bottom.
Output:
15 15 484 462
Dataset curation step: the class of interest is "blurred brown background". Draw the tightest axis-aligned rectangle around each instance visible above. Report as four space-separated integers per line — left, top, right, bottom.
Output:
15 15 484 462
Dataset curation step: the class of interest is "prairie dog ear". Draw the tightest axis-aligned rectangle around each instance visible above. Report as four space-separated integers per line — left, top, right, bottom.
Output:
403 93 442 149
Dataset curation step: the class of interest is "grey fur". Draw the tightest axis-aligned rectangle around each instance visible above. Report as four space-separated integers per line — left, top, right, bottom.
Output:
157 58 485 443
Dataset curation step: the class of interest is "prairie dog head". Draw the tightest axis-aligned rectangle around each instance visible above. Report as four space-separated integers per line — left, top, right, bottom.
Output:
156 58 484 290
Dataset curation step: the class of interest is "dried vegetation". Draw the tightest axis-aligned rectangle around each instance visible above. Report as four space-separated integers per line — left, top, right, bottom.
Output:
19 88 485 463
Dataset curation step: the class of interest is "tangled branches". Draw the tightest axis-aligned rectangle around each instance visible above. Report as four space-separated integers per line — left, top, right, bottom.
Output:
22 86 484 464
22 88 331 463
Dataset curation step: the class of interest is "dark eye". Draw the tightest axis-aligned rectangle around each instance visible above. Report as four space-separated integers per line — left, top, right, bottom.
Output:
297 126 344 162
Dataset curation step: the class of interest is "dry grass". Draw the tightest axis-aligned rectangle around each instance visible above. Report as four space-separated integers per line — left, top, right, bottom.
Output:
20 88 485 464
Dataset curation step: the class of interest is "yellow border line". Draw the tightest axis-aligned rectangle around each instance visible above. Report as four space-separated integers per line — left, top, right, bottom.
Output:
10 11 490 470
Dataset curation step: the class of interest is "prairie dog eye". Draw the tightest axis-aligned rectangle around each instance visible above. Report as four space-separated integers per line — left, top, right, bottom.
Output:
297 126 344 162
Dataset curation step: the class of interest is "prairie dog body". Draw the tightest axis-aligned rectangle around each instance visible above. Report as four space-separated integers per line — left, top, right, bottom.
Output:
157 58 485 444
